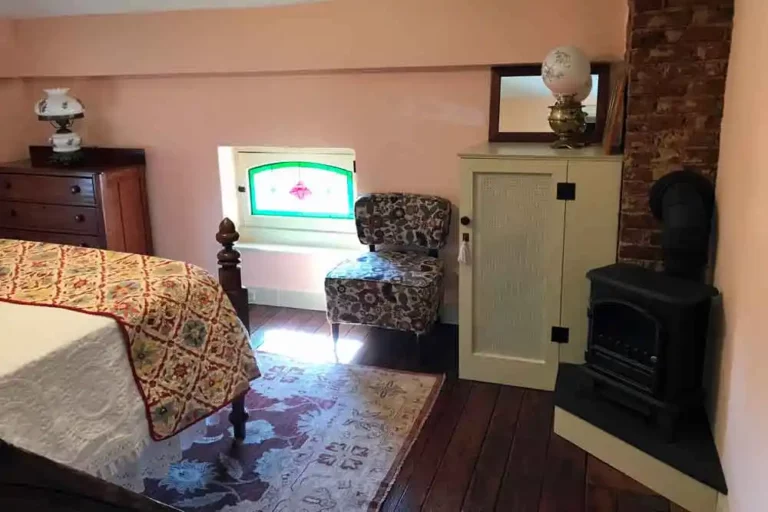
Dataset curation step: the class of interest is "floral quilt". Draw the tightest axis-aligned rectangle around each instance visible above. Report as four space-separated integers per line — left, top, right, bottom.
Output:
0 240 260 440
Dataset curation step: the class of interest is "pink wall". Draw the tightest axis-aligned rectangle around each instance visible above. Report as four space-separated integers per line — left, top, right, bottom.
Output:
0 19 34 162
6 1 628 303
13 0 626 77
24 70 486 296
0 18 16 77
0 80 32 162
710 0 768 510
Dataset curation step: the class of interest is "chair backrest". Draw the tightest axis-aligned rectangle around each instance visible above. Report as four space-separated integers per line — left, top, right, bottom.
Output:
354 193 452 250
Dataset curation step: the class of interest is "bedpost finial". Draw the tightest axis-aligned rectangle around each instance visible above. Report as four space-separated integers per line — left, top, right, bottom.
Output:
216 217 240 247
216 217 241 269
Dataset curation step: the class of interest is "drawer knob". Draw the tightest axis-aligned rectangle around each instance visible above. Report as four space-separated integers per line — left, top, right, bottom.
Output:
74 214 85 222
79 242 90 247
70 185 81 194
9 209 17 217
460 216 471 226
3 181 10 190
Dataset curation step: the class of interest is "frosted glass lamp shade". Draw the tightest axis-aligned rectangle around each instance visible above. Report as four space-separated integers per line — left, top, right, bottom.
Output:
34 88 84 119
542 46 591 96
573 75 593 103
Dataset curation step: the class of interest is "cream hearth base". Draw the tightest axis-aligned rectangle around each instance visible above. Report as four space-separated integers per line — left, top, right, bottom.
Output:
554 408 728 512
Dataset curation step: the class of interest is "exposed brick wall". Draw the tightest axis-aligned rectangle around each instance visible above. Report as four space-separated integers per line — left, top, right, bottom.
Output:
620 0 734 266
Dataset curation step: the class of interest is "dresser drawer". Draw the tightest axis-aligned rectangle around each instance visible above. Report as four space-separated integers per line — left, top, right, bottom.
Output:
0 173 96 206
0 229 104 249
0 202 100 235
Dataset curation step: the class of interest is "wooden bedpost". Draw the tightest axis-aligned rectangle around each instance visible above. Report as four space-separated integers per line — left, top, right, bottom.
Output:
216 218 249 442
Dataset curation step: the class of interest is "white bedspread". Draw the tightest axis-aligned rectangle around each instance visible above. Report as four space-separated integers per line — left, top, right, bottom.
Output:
0 301 204 492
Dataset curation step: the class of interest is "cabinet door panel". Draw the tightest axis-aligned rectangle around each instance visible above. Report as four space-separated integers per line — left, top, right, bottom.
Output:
459 158 566 391
559 160 622 363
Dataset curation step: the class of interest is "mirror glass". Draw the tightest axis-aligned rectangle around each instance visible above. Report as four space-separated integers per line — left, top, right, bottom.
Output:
498 74 599 133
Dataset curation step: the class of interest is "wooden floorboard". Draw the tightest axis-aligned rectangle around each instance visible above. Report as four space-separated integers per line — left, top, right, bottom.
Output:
587 484 617 512
247 304 280 332
248 305 678 512
616 493 671 512
249 307 301 346
494 390 555 512
379 379 457 512
462 386 524 512
297 310 328 333
538 434 587 512
422 382 499 511
392 380 473 511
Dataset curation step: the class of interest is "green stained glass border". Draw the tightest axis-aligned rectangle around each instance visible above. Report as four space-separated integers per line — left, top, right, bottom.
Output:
248 161 355 219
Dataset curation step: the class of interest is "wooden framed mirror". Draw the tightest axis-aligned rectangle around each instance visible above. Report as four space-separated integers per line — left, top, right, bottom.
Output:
489 63 611 143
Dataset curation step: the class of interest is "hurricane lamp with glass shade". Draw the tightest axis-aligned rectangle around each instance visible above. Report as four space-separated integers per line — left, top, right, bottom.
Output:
542 46 592 149
34 88 85 164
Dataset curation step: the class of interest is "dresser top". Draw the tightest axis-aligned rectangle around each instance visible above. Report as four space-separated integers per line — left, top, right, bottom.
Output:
0 146 146 177
459 142 623 161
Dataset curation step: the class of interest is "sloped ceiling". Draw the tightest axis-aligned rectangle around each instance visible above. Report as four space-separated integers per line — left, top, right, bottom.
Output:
0 0 325 18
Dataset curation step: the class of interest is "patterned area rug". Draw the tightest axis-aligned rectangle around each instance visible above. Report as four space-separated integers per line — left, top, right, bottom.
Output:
142 351 442 511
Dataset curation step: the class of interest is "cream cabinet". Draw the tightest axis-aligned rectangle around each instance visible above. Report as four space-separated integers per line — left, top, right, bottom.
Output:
458 143 622 390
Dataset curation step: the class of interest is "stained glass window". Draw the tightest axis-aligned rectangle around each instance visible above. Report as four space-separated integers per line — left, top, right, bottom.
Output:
248 161 354 219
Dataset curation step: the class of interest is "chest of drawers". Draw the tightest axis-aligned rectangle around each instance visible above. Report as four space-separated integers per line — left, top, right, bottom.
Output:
0 146 153 254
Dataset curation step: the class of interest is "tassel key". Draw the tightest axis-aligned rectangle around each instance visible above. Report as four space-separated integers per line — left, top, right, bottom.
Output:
458 233 470 265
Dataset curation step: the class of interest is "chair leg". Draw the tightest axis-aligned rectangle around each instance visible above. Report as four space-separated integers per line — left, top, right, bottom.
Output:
331 323 340 346
416 332 426 366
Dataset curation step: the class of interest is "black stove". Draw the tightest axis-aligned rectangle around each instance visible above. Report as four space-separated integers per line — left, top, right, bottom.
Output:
583 264 717 436
582 170 718 438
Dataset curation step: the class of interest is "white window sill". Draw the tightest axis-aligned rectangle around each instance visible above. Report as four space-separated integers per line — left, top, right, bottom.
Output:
237 242 365 258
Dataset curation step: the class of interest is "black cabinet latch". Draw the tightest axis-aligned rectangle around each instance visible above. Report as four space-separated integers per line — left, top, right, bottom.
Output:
551 326 570 344
556 182 576 201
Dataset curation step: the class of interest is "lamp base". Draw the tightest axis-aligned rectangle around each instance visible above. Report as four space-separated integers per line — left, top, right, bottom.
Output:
49 150 84 166
548 95 588 150
551 139 587 150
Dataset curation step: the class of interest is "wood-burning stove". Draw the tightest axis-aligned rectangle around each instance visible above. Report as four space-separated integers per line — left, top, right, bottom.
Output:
582 169 719 437
583 264 717 435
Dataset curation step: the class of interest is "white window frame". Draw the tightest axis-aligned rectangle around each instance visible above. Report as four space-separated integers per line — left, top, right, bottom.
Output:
219 146 360 250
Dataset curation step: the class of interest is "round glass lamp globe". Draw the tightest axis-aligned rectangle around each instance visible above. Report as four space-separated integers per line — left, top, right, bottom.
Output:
572 75 593 103
542 46 591 96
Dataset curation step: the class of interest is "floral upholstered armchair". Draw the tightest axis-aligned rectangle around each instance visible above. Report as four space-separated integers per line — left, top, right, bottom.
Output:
325 193 452 344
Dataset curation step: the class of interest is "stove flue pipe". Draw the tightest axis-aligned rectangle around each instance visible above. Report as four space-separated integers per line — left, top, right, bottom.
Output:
649 170 715 281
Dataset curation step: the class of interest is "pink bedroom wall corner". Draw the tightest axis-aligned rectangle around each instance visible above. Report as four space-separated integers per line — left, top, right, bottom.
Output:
710 0 768 510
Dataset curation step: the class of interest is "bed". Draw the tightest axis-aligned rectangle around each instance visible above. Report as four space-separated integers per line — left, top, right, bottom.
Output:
0 218 257 511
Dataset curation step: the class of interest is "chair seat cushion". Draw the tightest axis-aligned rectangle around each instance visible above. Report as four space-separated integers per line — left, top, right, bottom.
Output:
325 251 444 334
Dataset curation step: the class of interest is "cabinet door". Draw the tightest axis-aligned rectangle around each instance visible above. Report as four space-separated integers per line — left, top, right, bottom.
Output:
559 159 622 364
459 158 566 391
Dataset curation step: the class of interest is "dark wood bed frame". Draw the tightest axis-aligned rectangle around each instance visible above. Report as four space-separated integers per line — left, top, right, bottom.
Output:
0 219 251 511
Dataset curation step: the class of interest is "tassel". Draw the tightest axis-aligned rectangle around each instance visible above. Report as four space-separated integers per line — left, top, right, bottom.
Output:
458 234 470 265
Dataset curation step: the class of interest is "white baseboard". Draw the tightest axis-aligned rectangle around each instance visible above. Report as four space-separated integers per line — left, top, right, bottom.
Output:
247 287 326 311
441 302 458 325
247 286 458 325
554 407 721 512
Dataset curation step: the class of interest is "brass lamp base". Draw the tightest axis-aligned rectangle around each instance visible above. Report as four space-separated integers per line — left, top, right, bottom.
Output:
548 95 588 149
